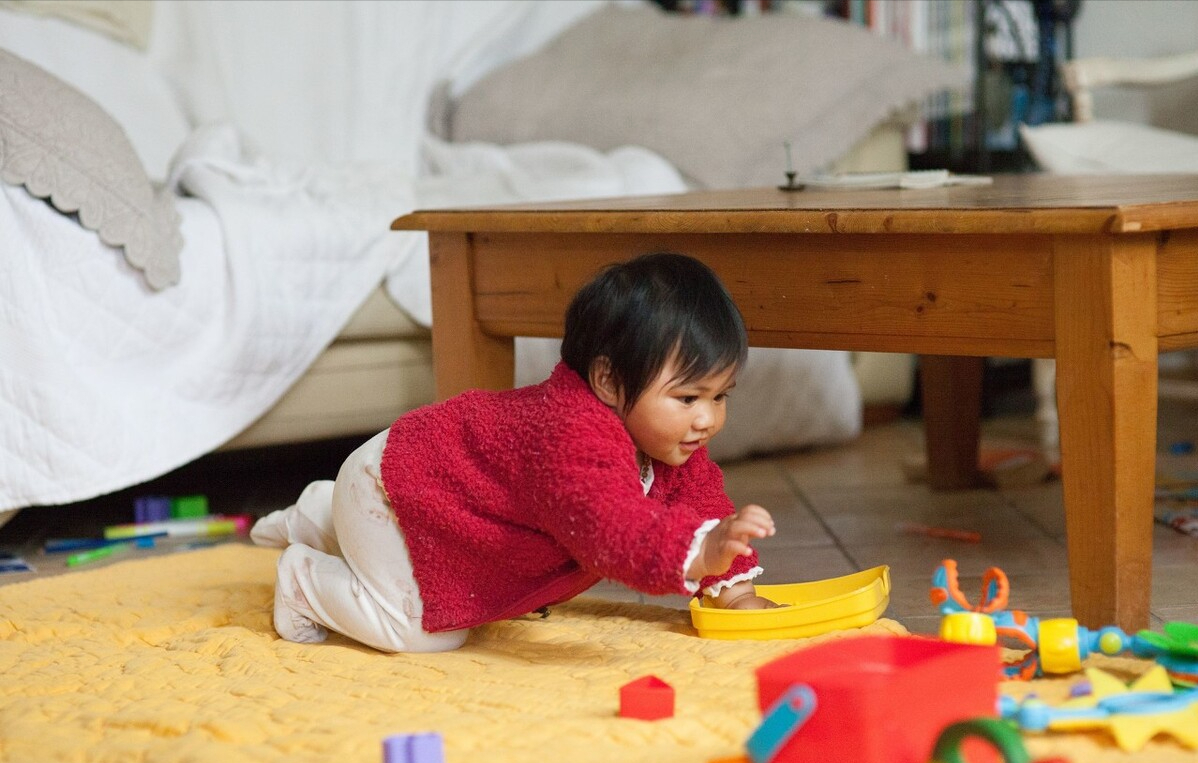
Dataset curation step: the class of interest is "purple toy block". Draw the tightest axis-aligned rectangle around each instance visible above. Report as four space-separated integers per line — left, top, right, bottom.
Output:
382 732 443 763
134 495 172 523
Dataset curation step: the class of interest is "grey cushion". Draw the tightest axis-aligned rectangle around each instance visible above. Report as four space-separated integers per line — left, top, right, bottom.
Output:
445 5 969 189
0 47 181 288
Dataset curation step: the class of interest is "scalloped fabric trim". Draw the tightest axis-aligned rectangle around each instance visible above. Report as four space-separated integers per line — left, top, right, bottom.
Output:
0 48 181 289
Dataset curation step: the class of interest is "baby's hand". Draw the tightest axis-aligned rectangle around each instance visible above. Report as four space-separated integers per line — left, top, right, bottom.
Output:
711 580 779 610
688 504 775 580
724 594 780 610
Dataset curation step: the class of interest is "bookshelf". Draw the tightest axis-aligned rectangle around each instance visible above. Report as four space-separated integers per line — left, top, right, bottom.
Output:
651 0 1082 175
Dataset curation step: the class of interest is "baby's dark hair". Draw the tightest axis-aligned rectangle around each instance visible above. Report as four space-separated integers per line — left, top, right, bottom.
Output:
561 252 748 410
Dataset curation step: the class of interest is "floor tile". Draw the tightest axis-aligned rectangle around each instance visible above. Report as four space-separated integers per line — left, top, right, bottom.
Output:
1000 482 1066 538
720 457 793 497
809 482 1007 514
895 614 941 636
845 534 1068 582
1151 604 1198 624
884 575 942 619
813 491 1048 547
1151 561 1198 608
641 593 694 611
1150 526 1198 566
755 545 857 585
779 423 922 492
586 580 642 605
754 510 837 550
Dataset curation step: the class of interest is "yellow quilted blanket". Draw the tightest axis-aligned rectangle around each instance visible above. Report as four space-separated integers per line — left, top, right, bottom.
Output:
0 545 904 763
0 544 1191 762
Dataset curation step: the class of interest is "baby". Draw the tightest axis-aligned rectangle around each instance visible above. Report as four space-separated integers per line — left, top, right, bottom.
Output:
253 251 776 652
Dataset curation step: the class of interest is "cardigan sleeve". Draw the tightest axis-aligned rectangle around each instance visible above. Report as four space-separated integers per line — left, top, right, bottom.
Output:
664 449 763 592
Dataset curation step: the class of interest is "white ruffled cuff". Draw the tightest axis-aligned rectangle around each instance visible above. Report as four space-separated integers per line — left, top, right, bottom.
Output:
682 518 720 594
703 567 764 598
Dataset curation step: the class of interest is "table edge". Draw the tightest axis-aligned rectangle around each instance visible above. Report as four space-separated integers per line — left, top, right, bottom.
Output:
392 206 1196 235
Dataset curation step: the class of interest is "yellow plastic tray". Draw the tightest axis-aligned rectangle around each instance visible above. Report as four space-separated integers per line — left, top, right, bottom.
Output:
688 565 891 640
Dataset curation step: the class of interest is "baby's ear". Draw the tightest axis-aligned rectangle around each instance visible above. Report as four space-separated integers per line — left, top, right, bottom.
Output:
588 357 621 408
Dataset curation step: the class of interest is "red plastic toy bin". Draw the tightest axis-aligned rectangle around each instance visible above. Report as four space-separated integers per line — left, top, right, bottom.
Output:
754 635 1001 763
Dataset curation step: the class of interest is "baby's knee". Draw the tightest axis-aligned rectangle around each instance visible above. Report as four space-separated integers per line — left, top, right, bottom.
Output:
336 430 390 483
296 479 335 507
407 627 470 654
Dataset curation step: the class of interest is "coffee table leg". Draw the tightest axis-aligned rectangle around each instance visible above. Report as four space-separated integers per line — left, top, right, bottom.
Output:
428 232 515 400
1054 234 1157 631
920 355 985 490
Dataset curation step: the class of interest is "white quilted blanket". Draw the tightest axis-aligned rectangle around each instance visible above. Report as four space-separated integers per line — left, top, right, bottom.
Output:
0 127 686 513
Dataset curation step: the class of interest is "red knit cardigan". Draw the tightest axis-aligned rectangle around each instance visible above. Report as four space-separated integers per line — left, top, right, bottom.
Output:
379 362 759 632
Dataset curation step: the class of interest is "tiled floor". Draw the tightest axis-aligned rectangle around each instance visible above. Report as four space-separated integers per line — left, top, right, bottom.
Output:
3 399 1198 635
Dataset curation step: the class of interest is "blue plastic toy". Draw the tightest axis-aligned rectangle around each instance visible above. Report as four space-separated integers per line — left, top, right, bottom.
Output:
746 684 817 763
999 666 1198 752
930 559 1197 681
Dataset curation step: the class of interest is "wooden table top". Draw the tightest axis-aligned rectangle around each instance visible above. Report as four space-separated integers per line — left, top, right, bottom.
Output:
392 174 1198 236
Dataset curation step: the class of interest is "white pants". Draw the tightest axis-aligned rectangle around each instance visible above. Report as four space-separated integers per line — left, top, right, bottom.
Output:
252 429 469 653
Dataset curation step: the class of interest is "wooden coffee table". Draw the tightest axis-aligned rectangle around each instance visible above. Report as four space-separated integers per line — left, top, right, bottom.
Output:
393 174 1198 632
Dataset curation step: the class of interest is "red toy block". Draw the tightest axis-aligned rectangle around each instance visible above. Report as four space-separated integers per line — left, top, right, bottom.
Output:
754 635 1001 763
619 675 675 720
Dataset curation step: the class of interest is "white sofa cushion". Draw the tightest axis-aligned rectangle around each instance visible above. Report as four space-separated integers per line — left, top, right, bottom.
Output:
445 4 968 189
1020 120 1198 174
0 7 191 180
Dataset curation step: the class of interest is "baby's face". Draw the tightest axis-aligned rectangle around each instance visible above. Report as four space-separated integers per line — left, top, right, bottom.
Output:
619 361 737 468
